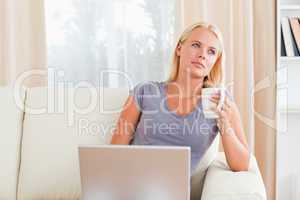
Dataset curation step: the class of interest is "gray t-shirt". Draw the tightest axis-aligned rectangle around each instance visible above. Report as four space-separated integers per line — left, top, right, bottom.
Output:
129 81 220 175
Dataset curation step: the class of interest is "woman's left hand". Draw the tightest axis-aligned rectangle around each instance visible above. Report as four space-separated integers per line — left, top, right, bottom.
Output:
209 91 237 135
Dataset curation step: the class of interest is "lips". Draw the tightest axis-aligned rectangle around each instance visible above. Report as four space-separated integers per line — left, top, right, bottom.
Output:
191 61 205 69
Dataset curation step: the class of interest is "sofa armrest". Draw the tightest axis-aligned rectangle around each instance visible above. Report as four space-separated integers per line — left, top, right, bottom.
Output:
201 152 267 200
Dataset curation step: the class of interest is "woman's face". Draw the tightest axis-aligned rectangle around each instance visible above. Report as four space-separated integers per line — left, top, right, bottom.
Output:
176 27 220 80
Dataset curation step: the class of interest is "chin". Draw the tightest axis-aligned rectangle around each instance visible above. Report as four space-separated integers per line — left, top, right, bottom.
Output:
183 67 206 79
190 72 206 80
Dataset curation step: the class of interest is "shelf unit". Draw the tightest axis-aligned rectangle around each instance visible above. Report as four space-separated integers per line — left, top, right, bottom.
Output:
277 1 300 113
281 5 300 10
276 0 300 200
280 56 300 62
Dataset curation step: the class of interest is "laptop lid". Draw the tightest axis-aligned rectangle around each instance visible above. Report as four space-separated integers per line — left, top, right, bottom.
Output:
78 145 190 200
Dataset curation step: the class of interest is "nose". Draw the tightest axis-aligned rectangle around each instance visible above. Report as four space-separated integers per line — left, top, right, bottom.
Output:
198 48 206 60
199 54 205 60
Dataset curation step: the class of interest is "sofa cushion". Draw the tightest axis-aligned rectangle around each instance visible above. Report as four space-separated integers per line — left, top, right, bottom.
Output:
190 134 219 200
201 153 267 200
0 86 25 200
17 87 129 200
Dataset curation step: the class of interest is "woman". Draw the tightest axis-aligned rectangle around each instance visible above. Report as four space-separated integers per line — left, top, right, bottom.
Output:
110 22 250 173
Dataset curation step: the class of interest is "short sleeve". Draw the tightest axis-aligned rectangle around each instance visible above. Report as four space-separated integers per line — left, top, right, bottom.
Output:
129 82 145 111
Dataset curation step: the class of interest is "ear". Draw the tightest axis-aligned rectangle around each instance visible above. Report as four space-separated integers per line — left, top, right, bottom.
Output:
176 43 182 56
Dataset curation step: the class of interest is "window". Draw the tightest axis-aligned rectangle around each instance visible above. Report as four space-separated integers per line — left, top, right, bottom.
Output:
45 0 180 87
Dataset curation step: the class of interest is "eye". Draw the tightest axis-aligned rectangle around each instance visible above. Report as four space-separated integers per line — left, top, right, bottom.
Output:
208 49 216 55
192 43 201 48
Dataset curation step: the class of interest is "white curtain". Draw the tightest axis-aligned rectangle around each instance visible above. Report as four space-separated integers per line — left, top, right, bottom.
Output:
180 0 255 152
253 1 276 200
0 0 47 87
45 0 181 88
180 0 276 199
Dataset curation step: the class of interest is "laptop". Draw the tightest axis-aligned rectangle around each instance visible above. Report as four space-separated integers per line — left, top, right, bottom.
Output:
78 145 190 200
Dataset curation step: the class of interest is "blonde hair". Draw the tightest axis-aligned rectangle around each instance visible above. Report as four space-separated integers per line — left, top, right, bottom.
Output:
167 22 225 87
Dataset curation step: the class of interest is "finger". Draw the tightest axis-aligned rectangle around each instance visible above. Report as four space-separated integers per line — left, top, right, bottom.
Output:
221 103 229 112
209 95 220 103
210 95 220 101
219 110 227 118
211 106 222 115
213 106 227 118
225 96 234 107
209 98 219 104
223 98 234 111
223 97 229 107
211 93 220 98
222 105 230 112
211 106 219 114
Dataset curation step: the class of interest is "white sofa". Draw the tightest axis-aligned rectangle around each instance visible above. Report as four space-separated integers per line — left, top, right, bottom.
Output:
0 86 267 200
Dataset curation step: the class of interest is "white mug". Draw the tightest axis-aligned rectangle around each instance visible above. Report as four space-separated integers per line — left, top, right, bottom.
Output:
202 87 225 119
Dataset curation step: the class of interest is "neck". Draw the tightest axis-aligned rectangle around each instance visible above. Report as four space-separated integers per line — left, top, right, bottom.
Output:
170 75 204 97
